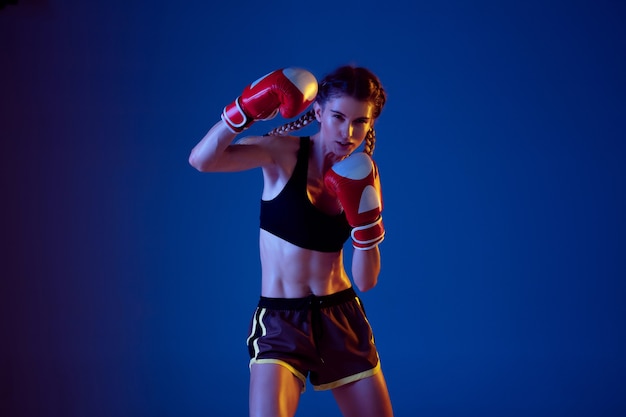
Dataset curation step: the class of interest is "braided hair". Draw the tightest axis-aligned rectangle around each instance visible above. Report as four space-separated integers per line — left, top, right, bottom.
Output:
266 65 386 156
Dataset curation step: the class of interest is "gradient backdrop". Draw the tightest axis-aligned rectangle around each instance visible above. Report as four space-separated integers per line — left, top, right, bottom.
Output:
1 1 625 416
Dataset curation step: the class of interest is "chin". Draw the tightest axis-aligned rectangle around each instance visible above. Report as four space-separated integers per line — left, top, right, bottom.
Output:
334 143 353 155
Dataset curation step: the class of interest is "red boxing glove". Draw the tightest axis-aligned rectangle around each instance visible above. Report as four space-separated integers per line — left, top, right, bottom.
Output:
324 153 385 250
221 67 318 133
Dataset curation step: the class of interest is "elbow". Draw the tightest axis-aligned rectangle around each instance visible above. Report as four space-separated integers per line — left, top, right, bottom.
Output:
188 150 209 172
354 276 378 293
352 249 381 292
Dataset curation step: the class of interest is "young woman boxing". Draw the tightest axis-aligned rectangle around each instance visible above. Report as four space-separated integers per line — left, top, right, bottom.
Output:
189 65 393 417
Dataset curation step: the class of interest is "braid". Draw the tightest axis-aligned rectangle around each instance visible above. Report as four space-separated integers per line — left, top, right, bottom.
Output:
364 128 376 156
266 109 316 136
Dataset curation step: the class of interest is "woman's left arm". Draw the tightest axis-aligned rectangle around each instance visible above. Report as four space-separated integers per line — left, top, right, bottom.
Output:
351 246 381 292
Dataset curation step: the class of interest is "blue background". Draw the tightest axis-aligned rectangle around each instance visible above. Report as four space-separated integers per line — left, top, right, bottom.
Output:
1 1 625 416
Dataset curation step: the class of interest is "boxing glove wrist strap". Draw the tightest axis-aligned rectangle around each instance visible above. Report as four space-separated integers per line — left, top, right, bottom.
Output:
351 216 385 250
221 97 251 133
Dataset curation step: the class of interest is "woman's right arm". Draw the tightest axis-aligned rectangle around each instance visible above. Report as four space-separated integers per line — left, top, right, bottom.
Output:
189 67 317 173
188 120 271 173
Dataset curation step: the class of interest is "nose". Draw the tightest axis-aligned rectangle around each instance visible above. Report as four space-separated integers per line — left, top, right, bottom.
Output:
342 122 354 139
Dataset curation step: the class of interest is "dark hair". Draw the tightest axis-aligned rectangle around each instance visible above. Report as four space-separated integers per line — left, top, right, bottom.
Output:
317 65 386 118
266 65 387 155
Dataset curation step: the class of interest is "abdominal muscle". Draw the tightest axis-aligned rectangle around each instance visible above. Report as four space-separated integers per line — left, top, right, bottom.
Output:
259 229 352 298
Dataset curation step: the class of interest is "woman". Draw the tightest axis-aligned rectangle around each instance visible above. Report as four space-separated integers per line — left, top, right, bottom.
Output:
189 65 394 417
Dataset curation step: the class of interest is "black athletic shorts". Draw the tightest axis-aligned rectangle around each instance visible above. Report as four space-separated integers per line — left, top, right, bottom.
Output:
246 287 380 391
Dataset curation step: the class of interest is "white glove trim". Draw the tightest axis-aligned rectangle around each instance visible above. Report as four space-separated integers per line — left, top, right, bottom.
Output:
351 216 385 250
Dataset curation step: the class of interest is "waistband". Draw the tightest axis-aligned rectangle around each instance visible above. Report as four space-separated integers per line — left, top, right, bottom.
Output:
258 287 357 310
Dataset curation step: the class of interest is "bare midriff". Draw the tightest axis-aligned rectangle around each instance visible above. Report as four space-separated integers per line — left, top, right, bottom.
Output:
258 229 351 298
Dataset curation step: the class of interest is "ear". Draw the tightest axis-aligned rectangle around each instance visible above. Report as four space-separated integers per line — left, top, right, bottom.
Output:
313 102 323 122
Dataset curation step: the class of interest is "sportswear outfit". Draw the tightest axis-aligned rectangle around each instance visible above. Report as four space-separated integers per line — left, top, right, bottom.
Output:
247 137 382 391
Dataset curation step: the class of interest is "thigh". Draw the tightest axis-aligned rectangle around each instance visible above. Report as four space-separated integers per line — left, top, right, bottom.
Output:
249 363 302 417
332 370 394 417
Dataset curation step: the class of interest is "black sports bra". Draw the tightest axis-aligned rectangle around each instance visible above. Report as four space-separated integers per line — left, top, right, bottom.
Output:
259 137 351 252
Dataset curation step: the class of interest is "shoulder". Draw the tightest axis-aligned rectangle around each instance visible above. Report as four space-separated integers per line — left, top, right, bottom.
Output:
237 134 300 148
252 135 303 198
237 134 302 161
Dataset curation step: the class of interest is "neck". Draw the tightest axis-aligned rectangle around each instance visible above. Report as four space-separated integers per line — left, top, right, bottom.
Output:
310 133 342 175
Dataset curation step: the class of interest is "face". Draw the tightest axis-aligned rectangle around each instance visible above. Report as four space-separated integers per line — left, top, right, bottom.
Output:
314 96 374 157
